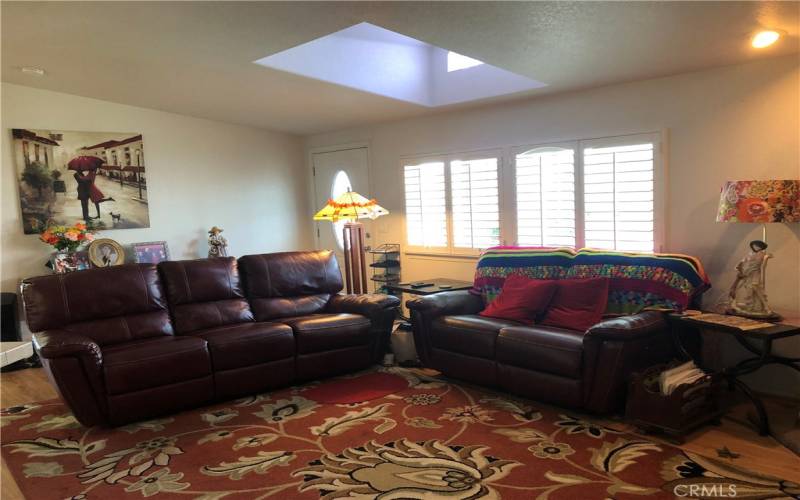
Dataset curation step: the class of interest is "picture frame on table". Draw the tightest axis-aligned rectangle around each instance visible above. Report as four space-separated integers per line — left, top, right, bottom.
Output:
132 241 170 264
50 251 91 274
88 238 125 267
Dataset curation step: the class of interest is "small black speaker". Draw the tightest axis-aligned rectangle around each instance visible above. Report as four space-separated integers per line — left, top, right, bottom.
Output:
1 292 21 342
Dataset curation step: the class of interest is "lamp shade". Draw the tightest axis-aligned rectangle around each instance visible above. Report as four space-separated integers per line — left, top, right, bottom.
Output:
716 180 800 223
313 190 388 222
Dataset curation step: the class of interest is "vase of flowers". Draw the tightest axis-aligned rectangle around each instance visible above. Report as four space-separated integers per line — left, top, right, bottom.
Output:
40 222 96 273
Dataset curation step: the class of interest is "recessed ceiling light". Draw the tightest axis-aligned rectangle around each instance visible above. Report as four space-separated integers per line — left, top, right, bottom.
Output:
752 30 780 49
20 66 46 76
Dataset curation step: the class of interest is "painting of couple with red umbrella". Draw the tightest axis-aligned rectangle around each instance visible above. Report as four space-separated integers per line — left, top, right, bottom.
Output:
12 129 150 234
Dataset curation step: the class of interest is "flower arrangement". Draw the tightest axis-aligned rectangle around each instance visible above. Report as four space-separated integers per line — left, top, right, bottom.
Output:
39 222 95 253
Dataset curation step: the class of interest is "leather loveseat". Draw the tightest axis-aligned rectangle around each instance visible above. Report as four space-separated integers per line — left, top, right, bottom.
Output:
21 250 399 426
407 290 672 414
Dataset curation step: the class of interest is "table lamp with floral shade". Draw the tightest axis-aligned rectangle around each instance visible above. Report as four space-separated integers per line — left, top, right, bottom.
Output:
716 179 800 319
314 189 388 294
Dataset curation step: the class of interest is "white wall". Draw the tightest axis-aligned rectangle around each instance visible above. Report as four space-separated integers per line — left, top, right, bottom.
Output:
1 83 313 300
307 55 800 397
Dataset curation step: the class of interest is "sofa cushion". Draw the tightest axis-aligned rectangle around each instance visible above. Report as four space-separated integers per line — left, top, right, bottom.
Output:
280 314 371 354
248 295 331 322
479 275 557 324
239 251 343 321
158 258 254 333
21 264 172 344
62 311 174 347
239 251 343 298
432 314 521 359
193 322 294 370
541 278 610 332
497 326 584 378
103 337 211 395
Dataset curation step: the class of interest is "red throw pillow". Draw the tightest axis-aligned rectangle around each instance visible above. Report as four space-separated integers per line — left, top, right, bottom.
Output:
541 278 610 332
479 274 558 324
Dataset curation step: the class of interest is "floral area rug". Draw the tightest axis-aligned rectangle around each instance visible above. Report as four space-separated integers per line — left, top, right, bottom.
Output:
2 367 797 499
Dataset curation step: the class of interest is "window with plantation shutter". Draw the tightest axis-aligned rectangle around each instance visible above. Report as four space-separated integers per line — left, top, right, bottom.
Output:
404 161 447 248
402 132 662 255
515 148 576 247
583 142 655 252
450 157 500 249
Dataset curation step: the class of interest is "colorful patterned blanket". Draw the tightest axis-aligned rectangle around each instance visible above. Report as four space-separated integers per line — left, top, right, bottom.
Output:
472 247 711 314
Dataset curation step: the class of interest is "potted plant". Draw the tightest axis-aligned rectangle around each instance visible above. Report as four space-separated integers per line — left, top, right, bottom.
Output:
39 221 96 273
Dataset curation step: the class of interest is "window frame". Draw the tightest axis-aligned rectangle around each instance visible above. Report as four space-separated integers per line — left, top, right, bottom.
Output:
510 140 580 248
401 131 667 256
401 155 450 255
448 149 504 256
579 132 665 253
401 149 504 257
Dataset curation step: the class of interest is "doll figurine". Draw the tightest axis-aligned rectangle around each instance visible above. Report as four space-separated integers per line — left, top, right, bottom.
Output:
726 240 779 319
208 226 228 258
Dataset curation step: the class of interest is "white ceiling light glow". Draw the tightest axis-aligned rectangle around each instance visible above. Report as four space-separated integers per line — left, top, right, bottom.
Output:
751 30 780 48
254 22 545 107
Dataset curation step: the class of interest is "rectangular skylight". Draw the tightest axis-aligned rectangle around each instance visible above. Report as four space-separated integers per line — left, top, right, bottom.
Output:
254 22 545 107
447 51 484 72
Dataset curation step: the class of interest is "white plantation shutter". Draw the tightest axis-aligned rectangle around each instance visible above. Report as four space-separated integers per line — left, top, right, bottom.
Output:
404 162 447 247
583 142 655 252
450 158 500 249
515 148 576 247
403 133 661 255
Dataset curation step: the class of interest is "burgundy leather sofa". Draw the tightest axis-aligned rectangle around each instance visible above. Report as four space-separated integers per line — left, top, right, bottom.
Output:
21 250 399 426
238 252 396 381
407 290 672 413
159 257 296 400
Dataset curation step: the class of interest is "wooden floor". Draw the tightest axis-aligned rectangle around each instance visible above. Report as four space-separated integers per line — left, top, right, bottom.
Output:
1 368 799 499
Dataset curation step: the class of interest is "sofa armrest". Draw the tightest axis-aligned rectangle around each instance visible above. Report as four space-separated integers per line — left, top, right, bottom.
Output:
327 293 401 319
33 330 102 365
32 330 107 426
406 290 484 367
327 293 400 361
584 311 667 341
581 311 673 414
406 290 484 317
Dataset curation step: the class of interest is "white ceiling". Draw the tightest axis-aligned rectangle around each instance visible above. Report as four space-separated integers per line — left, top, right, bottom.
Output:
2 2 798 136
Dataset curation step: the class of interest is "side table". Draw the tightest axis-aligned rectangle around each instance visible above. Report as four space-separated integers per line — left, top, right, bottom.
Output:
385 278 473 366
386 278 473 321
1 341 34 369
667 313 800 436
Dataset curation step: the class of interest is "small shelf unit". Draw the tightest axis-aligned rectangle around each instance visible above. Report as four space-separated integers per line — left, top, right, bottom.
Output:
369 244 400 294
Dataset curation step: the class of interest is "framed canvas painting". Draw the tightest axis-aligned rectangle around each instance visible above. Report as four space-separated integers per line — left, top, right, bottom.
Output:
12 129 149 234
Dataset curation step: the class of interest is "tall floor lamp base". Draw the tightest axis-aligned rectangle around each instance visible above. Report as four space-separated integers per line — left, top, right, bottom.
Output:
342 222 368 294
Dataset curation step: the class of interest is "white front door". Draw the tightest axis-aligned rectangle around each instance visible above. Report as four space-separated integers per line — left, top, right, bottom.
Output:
312 147 371 278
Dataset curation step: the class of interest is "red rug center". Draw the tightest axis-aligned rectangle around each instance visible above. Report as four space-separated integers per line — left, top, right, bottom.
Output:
301 372 408 404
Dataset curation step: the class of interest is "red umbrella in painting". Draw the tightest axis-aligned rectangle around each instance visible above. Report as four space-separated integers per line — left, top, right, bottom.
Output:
67 156 104 171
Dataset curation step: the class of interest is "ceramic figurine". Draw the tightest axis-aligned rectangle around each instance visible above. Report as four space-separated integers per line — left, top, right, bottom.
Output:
726 240 779 319
208 226 228 258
